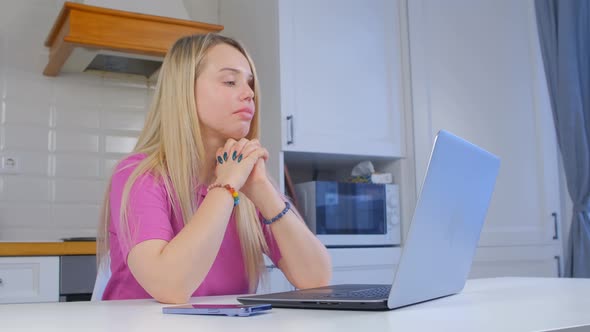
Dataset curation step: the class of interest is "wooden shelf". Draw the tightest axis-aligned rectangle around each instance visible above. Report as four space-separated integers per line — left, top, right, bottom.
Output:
43 1 224 76
0 242 96 256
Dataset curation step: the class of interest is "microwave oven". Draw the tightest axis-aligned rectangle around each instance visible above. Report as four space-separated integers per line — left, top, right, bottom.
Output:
294 181 401 247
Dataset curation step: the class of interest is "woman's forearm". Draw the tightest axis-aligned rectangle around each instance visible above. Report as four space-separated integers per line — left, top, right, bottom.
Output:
131 188 235 303
253 181 332 289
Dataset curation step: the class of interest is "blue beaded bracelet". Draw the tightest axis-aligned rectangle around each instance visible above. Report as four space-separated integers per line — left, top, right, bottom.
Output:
262 201 291 225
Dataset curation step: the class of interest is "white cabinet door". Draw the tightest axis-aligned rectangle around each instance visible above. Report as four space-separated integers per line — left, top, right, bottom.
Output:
0 256 59 304
330 247 400 285
257 257 293 294
469 246 562 279
408 0 562 247
278 0 404 157
263 267 293 294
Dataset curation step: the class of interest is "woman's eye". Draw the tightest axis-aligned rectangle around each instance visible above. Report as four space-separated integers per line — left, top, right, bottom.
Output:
224 81 236 86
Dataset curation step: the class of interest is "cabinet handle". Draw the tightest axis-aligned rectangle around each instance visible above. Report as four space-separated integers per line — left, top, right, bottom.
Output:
554 255 562 277
0 277 3 285
286 115 294 145
552 212 558 240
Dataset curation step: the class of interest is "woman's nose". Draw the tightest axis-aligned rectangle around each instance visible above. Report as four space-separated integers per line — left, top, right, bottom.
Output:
241 86 254 101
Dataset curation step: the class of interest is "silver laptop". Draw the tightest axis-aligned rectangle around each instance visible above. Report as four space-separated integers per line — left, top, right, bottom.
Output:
238 130 500 310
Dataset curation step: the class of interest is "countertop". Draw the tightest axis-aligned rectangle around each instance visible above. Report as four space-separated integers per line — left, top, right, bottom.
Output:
1 277 589 332
0 241 96 256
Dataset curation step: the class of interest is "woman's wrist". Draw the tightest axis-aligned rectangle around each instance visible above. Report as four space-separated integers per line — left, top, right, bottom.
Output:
262 201 291 225
214 177 240 191
207 184 240 206
253 181 287 220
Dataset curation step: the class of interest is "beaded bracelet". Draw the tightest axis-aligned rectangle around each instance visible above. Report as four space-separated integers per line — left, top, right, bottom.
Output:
262 201 291 225
207 183 239 206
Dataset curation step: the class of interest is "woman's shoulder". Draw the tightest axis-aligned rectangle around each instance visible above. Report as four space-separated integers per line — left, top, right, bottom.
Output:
110 153 156 187
114 153 148 172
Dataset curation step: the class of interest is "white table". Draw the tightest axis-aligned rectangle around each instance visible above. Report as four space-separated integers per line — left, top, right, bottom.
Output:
1 277 589 332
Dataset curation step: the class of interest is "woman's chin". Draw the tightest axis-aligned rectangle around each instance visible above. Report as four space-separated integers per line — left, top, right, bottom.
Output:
224 128 251 140
210 121 251 140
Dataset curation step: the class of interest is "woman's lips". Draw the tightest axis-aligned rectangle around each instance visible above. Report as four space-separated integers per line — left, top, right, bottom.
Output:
234 107 254 120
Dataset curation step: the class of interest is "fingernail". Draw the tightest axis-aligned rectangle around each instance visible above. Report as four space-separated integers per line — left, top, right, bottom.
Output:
232 151 237 160
223 152 228 161
238 154 243 163
217 156 224 164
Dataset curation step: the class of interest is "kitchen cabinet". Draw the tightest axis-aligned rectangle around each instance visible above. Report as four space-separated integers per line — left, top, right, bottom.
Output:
470 245 562 279
0 256 59 304
407 0 563 277
275 0 404 157
0 242 97 304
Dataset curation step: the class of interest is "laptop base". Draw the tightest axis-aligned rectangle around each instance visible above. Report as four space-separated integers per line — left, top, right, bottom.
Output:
238 297 389 311
238 284 390 310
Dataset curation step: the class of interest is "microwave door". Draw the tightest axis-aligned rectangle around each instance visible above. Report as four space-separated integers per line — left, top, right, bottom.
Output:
314 182 395 247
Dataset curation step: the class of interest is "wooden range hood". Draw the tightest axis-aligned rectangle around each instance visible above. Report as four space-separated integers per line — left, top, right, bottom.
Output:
43 2 223 78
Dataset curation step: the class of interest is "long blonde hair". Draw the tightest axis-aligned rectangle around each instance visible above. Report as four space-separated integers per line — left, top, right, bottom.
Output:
98 34 269 292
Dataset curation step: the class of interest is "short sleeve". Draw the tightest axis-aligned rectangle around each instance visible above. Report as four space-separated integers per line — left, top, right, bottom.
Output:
109 157 173 262
258 211 283 266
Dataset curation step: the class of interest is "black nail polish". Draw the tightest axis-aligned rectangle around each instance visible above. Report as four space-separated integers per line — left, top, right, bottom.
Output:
238 154 243 162
223 152 228 161
217 156 224 164
232 151 237 160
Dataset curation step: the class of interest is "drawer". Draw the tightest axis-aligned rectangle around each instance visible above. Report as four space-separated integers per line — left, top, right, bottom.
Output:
0 256 59 304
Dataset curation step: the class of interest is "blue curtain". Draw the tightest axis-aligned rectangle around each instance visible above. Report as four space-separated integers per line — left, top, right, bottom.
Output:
535 0 590 277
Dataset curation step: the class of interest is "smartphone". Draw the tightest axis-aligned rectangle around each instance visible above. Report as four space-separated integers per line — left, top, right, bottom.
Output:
162 303 272 317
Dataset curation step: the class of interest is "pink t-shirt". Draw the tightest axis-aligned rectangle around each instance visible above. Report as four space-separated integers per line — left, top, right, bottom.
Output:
102 154 282 300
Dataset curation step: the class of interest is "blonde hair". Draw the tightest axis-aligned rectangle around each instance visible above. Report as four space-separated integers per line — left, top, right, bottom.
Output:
98 34 269 293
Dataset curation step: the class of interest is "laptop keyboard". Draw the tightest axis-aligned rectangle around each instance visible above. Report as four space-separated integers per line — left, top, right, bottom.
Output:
327 286 391 298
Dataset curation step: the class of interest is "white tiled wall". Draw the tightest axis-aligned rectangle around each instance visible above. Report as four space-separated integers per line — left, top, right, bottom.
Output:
0 1 154 241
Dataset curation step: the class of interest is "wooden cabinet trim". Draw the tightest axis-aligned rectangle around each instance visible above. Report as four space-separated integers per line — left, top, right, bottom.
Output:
0 242 96 256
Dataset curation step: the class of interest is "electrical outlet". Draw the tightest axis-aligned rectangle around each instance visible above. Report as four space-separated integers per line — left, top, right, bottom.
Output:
0 155 20 174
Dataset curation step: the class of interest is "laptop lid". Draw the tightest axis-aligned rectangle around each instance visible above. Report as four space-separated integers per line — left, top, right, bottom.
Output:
386 130 500 308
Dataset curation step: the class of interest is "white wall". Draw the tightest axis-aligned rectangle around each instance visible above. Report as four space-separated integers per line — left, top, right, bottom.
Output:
183 0 219 24
0 1 153 241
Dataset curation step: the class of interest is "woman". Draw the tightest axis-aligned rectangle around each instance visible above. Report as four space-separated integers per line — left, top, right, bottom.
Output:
97 34 331 303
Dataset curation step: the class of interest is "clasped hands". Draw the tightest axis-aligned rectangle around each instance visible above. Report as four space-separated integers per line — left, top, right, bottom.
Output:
214 138 270 200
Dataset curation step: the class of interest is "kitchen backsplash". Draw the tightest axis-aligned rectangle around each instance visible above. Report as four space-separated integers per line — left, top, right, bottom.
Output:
0 1 159 241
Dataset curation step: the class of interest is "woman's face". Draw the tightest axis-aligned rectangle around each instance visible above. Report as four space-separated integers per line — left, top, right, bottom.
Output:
195 43 255 141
